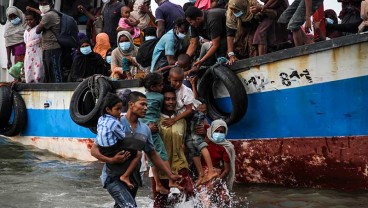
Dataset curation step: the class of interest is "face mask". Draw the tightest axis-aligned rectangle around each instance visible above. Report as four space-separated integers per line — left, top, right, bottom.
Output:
189 0 196 3
106 55 112 64
145 36 156 41
233 11 244 18
80 46 92 55
177 32 186 39
39 5 51 14
10 17 21 25
326 18 334 25
102 0 110 3
119 42 131 51
212 132 226 143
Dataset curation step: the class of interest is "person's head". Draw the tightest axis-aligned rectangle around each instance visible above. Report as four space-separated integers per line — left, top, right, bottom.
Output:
162 85 177 113
174 18 190 39
183 2 195 12
227 0 247 19
117 31 133 52
144 27 157 41
154 0 164 6
6 7 23 25
185 6 203 28
169 67 184 90
324 9 338 24
176 53 191 70
143 73 164 93
207 119 228 143
101 93 123 119
24 10 41 28
127 91 147 118
121 6 131 18
105 48 113 64
79 39 93 55
38 0 53 14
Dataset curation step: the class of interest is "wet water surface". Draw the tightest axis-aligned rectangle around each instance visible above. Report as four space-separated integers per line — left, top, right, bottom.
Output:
1 137 367 208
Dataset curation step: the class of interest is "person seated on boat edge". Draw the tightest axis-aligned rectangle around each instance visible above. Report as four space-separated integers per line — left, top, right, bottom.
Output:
67 38 107 82
185 6 228 68
278 0 324 46
197 119 235 207
150 19 190 74
151 85 195 207
110 31 139 80
91 91 181 208
312 9 342 41
156 53 192 85
95 93 143 190
165 67 219 184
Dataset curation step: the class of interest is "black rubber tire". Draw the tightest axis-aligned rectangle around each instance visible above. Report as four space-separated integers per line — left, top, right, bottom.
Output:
69 77 112 128
1 91 27 136
198 64 248 125
0 86 12 128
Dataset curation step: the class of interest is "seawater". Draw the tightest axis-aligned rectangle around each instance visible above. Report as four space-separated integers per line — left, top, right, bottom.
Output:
1 136 368 208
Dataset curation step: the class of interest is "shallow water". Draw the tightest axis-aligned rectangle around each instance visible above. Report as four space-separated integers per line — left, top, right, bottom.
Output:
1 136 368 208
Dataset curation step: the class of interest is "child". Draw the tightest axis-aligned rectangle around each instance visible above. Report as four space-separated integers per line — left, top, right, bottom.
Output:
23 10 43 83
118 6 141 40
164 67 218 185
157 53 191 84
96 93 142 189
140 73 180 194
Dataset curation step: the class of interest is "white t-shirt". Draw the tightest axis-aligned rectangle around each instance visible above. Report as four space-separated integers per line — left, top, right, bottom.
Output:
175 84 195 115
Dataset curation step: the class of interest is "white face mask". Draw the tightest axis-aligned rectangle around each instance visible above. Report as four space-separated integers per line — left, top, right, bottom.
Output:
102 0 110 3
39 5 51 14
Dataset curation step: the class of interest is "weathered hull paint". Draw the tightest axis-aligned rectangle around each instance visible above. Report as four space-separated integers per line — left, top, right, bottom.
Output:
232 136 368 190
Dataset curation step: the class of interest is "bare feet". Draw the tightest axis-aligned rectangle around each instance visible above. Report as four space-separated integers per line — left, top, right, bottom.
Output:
195 175 205 187
120 175 134 189
169 180 184 190
202 169 218 184
156 184 170 195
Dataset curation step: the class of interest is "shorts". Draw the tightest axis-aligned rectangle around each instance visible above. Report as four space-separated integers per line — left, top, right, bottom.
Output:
186 133 208 158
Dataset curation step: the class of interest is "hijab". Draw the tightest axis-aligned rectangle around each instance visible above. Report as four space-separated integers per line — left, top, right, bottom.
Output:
116 31 138 57
207 119 236 191
94 33 111 59
226 0 259 29
4 6 26 47
68 39 107 82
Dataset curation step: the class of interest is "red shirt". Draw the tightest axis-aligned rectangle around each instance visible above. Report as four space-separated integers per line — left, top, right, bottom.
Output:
202 142 230 169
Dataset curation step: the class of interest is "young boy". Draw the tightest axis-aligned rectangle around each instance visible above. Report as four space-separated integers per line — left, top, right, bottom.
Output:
164 67 218 185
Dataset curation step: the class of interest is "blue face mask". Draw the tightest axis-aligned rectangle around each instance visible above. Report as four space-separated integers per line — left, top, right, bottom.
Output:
10 17 21 25
177 32 186 39
106 55 112 64
189 0 196 3
326 18 334 25
80 46 92 55
119 42 131 51
233 11 244 18
212 132 226 143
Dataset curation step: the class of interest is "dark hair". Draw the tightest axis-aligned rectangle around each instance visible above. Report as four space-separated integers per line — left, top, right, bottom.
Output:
175 18 190 30
128 91 146 103
144 27 157 37
100 93 123 116
161 85 176 95
185 6 202 20
177 53 190 64
183 2 195 12
105 48 113 57
79 38 91 48
142 73 163 91
169 67 184 76
24 10 41 23
38 0 54 5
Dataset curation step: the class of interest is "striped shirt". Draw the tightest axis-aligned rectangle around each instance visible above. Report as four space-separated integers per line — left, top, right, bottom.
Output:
96 114 126 147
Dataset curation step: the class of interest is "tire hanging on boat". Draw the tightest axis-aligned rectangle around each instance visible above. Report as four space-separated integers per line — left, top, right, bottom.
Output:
0 85 12 128
198 64 248 125
0 90 27 136
69 76 112 128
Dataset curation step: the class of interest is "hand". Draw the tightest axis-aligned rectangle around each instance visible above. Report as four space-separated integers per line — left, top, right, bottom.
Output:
169 173 182 183
195 124 206 136
148 122 158 133
193 60 203 68
250 6 261 14
189 76 198 85
162 118 176 127
7 60 12 69
312 20 321 30
26 6 34 11
227 55 238 65
109 150 131 164
305 18 312 33
139 4 150 14
77 5 85 13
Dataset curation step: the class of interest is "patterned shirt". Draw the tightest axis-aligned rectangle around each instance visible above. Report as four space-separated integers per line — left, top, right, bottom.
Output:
96 114 126 147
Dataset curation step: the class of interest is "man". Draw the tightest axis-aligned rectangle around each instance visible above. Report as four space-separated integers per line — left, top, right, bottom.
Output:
36 0 62 83
91 91 180 208
155 0 185 38
102 0 125 47
185 6 227 68
152 86 195 207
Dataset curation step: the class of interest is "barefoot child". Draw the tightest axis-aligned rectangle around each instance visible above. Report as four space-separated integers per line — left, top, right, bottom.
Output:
164 67 218 185
96 93 142 189
118 6 142 42
140 73 181 194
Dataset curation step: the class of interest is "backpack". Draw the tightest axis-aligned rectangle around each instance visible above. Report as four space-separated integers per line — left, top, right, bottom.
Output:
52 10 79 48
136 38 160 68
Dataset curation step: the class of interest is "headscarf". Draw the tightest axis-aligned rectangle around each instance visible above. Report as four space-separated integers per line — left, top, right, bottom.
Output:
68 39 107 82
359 0 368 32
4 6 26 47
207 119 236 191
226 0 259 29
130 0 152 30
324 9 338 25
116 31 138 57
94 33 111 59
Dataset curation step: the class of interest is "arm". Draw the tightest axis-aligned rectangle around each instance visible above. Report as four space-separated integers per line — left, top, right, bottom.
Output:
189 76 198 99
156 65 174 73
194 36 220 67
140 4 156 25
26 6 42 15
156 21 165 38
90 143 131 163
36 23 45 34
166 55 176 65
6 47 12 69
226 35 237 65
78 5 97 21
125 18 140 27
146 150 179 181
304 0 312 33
162 104 193 127
219 161 230 179
186 37 199 57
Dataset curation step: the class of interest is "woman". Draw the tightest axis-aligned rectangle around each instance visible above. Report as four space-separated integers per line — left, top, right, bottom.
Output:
104 48 113 76
93 33 111 59
68 39 106 82
4 6 27 69
110 31 139 80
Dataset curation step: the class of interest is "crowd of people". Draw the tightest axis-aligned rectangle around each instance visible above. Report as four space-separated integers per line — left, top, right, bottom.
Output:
4 0 368 84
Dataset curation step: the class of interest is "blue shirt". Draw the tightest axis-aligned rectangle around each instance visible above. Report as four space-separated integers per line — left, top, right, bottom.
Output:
155 0 184 33
95 114 126 147
150 29 176 72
